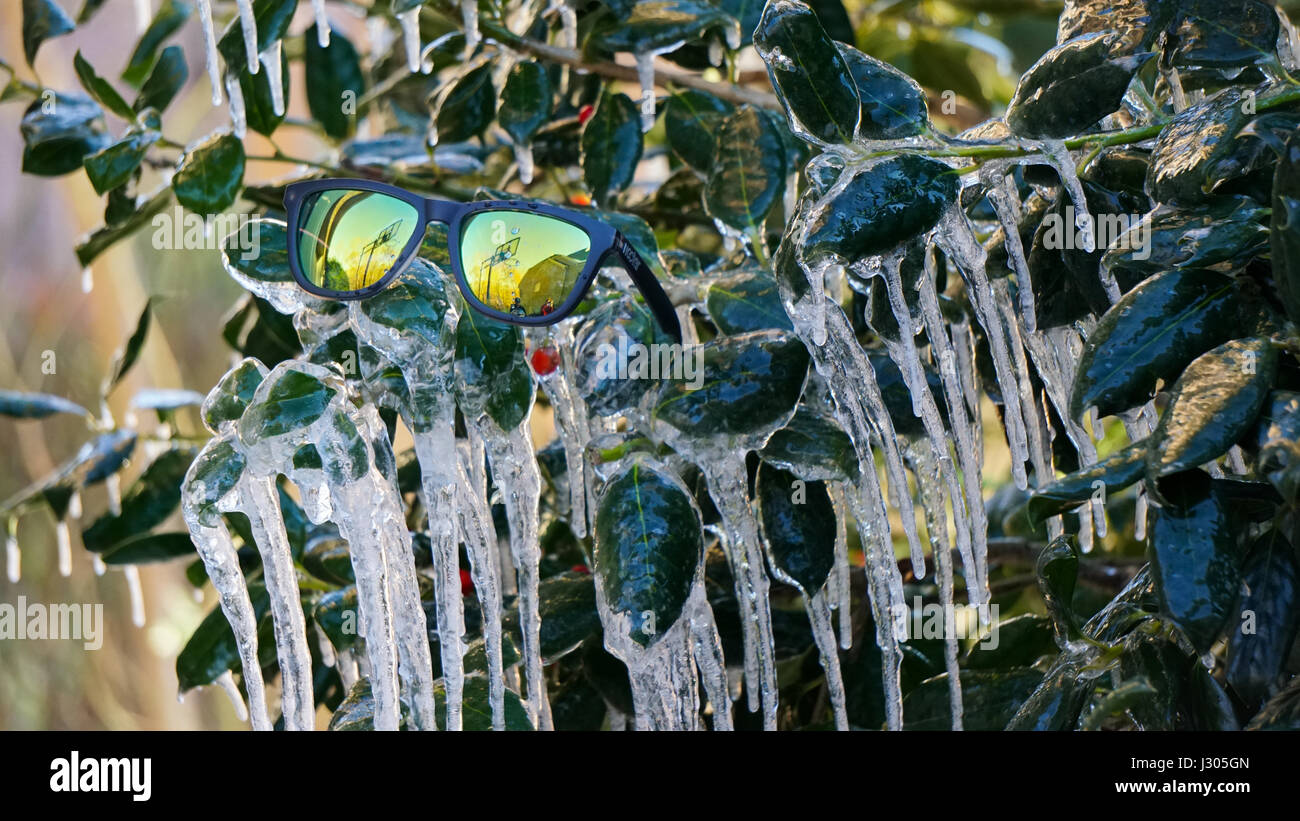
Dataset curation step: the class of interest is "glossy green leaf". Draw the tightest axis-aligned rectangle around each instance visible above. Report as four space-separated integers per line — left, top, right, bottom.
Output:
905 670 1045 731
1118 629 1237 730
594 458 703 648
581 92 642 208
1037 536 1080 643
73 50 136 122
1255 390 1300 504
704 105 787 234
435 64 496 144
1226 530 1299 709
663 88 732 173
1005 657 1096 730
759 404 857 481
201 358 268 433
963 614 1058 671
216 0 297 74
1006 33 1153 140
303 24 364 140
105 298 152 393
649 330 809 439
503 571 601 662
1102 197 1269 288
176 583 270 691
134 44 187 113
1069 268 1249 420
1271 134 1300 324
836 42 927 140
1163 0 1280 69
756 462 834 593
1081 677 1159 730
753 0 859 145
1057 0 1172 56
1150 469 1240 653
173 133 245 216
453 311 534 431
22 0 76 65
803 156 959 264
1147 337 1276 480
238 45 289 137
302 534 354 585
573 299 675 417
0 390 89 419
314 586 359 652
238 367 337 445
101 531 195 565
597 0 738 53
705 270 793 335
21 92 111 176
82 448 196 554
183 438 245 527
121 0 191 86
1147 88 1251 206
497 62 551 146
436 677 534 731
1027 439 1146 527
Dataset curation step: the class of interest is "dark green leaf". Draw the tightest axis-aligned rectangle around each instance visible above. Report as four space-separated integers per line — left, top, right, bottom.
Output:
1006 33 1153 140
1037 536 1080 643
1272 134 1300 324
503 571 601 662
705 270 793 335
905 669 1045 731
753 0 859 145
594 458 703 648
76 185 173 267
1150 470 1240 653
76 0 108 24
756 462 834 593
581 92 642 208
122 0 192 86
453 310 534 431
1255 390 1300 503
1226 530 1299 709
663 88 732 173
436 677 534 731
573 299 672 417
962 614 1058 671
73 50 137 121
597 0 738 53
102 531 196 565
216 0 297 74
201 358 268 433
1081 677 1159 730
1247 676 1300 730
303 24 364 140
1147 88 1252 206
1102 197 1269 288
1006 657 1096 730
1147 337 1276 480
759 403 857 481
176 583 270 691
238 46 289 137
435 64 496 144
836 42 927 140
82 448 196 554
314 586 358 652
1058 0 1172 56
497 62 550 146
1069 268 1250 420
237 367 337 444
0 390 88 419
1027 440 1146 527
803 156 959 264
183 438 245 527
22 0 76 65
173 132 245 216
105 298 153 392
133 45 187 113
704 105 787 234
1163 0 1280 69
21 91 111 177
649 330 809 439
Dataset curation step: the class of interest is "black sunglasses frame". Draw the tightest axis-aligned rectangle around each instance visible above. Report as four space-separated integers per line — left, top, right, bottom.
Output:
283 178 682 343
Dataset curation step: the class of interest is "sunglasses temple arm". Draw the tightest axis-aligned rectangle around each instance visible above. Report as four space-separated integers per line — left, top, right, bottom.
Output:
612 233 683 344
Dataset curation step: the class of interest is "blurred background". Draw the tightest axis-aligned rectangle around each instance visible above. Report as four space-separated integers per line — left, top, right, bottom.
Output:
0 0 1176 729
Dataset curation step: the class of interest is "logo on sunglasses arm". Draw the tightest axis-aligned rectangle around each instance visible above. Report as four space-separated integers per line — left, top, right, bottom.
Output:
151 206 261 261
595 336 704 390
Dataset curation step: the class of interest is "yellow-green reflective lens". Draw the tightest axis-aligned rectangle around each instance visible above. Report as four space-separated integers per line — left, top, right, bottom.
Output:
460 211 591 318
295 189 419 293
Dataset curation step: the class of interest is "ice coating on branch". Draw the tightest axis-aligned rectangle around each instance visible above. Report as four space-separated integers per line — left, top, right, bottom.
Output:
688 592 733 730
983 169 1038 332
311 0 331 47
636 52 657 133
397 6 422 73
56 520 72 577
827 484 852 649
259 40 286 118
461 0 481 52
196 0 224 105
456 438 506 728
235 0 260 75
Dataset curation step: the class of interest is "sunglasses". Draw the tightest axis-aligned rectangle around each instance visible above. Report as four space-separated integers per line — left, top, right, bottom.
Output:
283 178 682 342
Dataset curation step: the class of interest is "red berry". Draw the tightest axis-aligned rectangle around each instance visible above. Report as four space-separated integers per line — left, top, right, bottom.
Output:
578 104 595 124
570 564 589 575
531 345 560 376
459 568 474 597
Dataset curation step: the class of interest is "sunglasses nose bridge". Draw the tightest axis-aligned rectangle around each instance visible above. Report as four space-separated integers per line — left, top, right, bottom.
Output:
424 199 460 225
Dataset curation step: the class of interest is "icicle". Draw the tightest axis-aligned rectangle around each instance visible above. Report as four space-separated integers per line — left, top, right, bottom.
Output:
5 519 18 583
55 520 72 577
688 591 733 730
708 37 725 67
92 554 106 576
1035 141 1123 306
239 475 315 730
106 472 122 516
68 490 82 521
311 0 331 47
984 171 1037 331
215 669 250 723
258 40 286 118
123 565 146 627
724 21 741 50
315 622 336 668
397 6 422 73
1078 507 1095 553
461 0 481 52
1227 446 1248 475
530 329 591 538
515 143 535 185
225 72 247 139
635 52 657 133
1134 484 1149 541
134 0 152 33
196 0 223 105
235 0 260 75
457 441 506 729
81 266 93 294
807 587 850 729
827 484 852 650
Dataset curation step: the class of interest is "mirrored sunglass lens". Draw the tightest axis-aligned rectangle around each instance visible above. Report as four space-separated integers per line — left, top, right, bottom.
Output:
294 189 419 294
460 211 592 319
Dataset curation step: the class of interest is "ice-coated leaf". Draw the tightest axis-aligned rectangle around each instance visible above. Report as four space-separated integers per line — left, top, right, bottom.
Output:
453 311 534 431
173 133 245 216
648 330 809 438
596 0 737 53
753 0 859 145
1037 536 1080 643
0 390 88 420
1147 88 1250 206
1146 337 1276 481
1226 530 1299 709
756 462 834 593
435 64 496 144
594 458 703 648
303 23 363 140
503 571 601 662
1150 470 1240 654
1162 0 1280 69
22 0 76 65
202 357 268 432
106 298 153 393
1006 33 1153 140
216 0 296 74
122 0 192 86
238 46 289 136
497 62 551 147
102 531 196 565
1102 197 1269 288
962 614 1057 671
581 92 642 208
704 105 787 234
574 299 672 417
1057 0 1172 55
1255 390 1300 504
663 88 732 173
905 670 1045 731
1069 268 1249 420
134 45 188 113
704 270 793 335
870 351 945 439
238 368 337 444
176 583 270 691
82 448 196 553
21 91 111 177
1027 439 1146 527
1006 657 1096 730
836 42 927 140
1272 134 1300 324
759 403 857 482
803 156 958 264
1247 677 1300 730
182 438 245 526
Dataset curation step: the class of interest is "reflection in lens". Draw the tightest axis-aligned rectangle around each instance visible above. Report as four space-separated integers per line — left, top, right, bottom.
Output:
295 189 419 293
460 211 591 319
